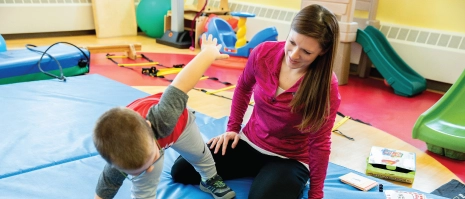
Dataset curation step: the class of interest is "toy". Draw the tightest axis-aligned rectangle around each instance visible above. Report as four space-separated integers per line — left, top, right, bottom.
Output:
412 68 465 160
366 146 416 184
356 26 426 96
203 12 278 58
136 0 171 38
204 14 238 32
162 0 233 49
232 12 255 48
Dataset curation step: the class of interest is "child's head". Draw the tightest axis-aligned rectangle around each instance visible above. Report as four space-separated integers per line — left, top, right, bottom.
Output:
93 107 154 170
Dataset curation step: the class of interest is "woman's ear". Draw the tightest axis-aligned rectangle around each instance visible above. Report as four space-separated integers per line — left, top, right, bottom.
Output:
146 120 152 127
319 48 329 56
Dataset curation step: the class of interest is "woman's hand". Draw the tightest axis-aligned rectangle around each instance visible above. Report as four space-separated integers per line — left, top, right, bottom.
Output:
207 131 240 155
200 34 229 60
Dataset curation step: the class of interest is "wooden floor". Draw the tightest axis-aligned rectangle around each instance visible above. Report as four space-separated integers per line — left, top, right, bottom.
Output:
5 33 461 193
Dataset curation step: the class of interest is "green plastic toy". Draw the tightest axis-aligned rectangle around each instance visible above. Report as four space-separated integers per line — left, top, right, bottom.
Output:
412 69 465 160
356 26 427 97
366 146 416 184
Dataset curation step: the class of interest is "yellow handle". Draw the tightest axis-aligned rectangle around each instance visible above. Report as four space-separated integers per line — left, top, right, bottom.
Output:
332 116 351 131
205 85 236 94
235 17 248 48
155 68 182 76
118 62 159 67
107 55 142 58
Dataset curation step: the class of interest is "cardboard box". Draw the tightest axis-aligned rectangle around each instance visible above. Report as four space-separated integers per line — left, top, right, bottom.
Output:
366 146 416 183
339 172 379 191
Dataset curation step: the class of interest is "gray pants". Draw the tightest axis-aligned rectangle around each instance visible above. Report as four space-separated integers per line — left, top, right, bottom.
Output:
131 111 217 199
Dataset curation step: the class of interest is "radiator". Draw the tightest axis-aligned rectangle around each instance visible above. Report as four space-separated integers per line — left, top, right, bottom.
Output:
2 0 464 84
0 0 95 34
375 23 465 84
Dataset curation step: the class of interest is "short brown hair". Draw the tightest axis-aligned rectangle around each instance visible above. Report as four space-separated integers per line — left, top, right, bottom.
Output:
93 107 154 170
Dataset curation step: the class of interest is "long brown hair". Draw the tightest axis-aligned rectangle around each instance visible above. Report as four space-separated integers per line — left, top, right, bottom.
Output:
289 4 339 132
93 107 154 170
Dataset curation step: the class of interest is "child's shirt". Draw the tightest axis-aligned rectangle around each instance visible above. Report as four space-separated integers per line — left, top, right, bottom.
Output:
95 85 189 199
127 87 189 149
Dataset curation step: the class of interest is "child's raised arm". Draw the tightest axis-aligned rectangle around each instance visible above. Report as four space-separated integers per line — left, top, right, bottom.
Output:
170 34 229 94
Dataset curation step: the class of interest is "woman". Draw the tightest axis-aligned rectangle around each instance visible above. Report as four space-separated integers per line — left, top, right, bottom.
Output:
172 4 341 199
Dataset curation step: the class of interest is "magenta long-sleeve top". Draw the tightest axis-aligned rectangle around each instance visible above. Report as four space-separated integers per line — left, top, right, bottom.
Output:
227 41 341 199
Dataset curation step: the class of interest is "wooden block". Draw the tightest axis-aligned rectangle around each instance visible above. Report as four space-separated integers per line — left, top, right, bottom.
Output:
85 44 142 54
91 0 137 38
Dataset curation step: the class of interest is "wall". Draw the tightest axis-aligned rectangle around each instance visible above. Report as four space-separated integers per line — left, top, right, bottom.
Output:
230 0 300 9
228 0 465 84
377 0 465 34
232 0 465 34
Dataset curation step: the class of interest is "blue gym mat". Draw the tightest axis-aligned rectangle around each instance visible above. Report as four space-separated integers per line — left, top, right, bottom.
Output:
0 74 445 199
0 43 89 85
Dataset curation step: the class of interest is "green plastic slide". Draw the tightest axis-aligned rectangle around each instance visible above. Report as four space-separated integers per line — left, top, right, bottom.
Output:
356 26 427 97
412 68 465 160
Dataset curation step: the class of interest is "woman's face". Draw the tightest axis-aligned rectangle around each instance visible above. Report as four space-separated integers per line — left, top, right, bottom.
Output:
284 30 324 70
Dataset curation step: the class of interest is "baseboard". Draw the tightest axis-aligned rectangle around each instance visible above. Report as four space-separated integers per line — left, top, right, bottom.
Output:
2 27 145 40
2 30 97 40
350 64 451 93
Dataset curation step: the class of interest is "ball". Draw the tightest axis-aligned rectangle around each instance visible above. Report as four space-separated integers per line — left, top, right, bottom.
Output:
136 0 171 38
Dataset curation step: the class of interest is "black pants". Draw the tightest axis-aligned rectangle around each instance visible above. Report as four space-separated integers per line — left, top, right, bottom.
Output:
171 140 309 199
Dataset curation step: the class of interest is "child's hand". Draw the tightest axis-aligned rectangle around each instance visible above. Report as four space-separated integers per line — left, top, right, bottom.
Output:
201 34 229 60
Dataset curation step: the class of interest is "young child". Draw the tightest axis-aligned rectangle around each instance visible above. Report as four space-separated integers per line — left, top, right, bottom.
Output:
92 34 235 199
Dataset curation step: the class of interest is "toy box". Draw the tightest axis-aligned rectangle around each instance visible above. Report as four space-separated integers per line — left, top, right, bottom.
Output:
366 146 416 183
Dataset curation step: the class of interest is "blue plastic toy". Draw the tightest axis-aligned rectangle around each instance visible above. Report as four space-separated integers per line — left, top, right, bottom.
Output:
203 13 278 57
0 34 7 52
